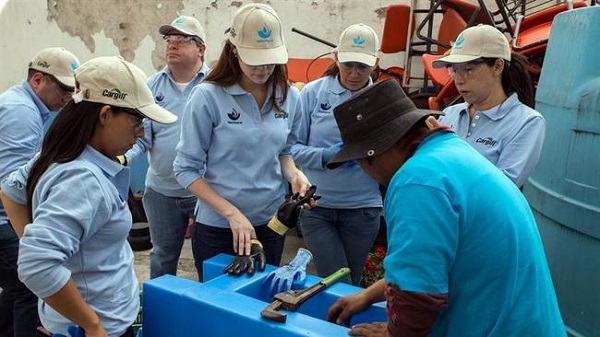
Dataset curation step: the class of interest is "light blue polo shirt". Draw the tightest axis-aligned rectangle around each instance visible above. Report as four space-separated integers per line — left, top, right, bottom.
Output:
174 82 302 227
125 64 209 197
16 145 139 337
0 81 50 225
291 75 381 208
384 131 565 336
439 93 545 187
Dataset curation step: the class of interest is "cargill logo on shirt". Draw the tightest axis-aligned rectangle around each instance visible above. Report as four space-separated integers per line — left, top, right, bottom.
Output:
102 88 128 100
476 137 497 146
320 102 331 110
227 108 242 124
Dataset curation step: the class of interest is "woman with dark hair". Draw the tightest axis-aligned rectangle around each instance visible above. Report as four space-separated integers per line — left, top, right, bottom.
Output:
432 24 544 188
3 56 176 337
290 24 382 286
173 3 312 282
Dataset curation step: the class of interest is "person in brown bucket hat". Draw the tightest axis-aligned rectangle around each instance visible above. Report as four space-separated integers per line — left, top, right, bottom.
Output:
326 79 565 336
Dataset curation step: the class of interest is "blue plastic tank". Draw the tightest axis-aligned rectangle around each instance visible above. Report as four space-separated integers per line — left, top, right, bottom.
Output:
523 6 600 337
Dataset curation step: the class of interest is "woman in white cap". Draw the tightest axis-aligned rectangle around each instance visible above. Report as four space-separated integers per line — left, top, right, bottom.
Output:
3 56 176 337
432 24 544 188
174 3 311 281
290 23 382 285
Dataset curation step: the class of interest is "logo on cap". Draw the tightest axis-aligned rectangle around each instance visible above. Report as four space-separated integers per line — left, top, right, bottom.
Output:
352 36 365 47
454 35 465 49
102 88 128 100
174 17 185 26
70 60 79 71
257 25 272 39
36 60 51 69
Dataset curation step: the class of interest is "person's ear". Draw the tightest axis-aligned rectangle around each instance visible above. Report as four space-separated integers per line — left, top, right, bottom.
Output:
494 59 505 75
98 105 112 126
29 72 45 90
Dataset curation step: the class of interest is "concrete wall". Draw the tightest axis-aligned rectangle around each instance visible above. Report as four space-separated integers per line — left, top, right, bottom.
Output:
0 0 406 91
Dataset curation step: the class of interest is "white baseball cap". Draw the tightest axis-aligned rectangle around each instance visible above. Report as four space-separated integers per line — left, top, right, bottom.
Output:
29 47 80 88
159 15 206 43
72 56 177 124
432 24 511 68
336 24 380 67
227 4 288 66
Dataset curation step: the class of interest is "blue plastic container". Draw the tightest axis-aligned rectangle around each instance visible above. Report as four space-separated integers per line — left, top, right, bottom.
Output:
141 254 386 337
523 6 600 337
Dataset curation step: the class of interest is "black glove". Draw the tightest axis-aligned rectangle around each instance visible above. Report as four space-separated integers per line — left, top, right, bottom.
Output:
267 185 320 236
224 239 266 276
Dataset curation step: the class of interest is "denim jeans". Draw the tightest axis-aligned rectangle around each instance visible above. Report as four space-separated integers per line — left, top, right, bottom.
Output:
192 223 285 282
0 223 39 337
300 207 381 285
142 187 197 279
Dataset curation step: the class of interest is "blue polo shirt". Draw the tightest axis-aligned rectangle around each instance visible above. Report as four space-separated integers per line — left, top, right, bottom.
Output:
17 146 138 337
125 64 209 197
439 93 545 187
174 82 302 227
0 81 50 226
384 131 565 336
291 75 381 208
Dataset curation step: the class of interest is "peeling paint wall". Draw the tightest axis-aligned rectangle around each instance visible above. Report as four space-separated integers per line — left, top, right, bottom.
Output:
0 0 405 91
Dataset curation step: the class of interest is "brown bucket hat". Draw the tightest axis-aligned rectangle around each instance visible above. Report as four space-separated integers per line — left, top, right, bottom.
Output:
326 79 442 169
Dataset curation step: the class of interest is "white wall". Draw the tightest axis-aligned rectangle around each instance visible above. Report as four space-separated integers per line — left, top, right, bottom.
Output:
0 0 404 91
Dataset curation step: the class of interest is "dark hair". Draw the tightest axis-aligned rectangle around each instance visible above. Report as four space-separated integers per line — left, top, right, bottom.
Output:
204 41 289 111
481 53 534 108
26 100 104 216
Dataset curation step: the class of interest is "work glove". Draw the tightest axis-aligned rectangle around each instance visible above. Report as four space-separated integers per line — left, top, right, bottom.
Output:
264 248 313 296
322 142 344 166
267 185 320 236
52 325 85 337
224 239 266 276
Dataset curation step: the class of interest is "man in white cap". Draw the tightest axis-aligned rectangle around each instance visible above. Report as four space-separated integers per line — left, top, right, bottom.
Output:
123 15 209 279
0 46 79 337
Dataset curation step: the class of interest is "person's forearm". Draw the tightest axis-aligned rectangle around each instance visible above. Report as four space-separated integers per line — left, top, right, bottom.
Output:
364 279 387 303
43 278 103 332
0 191 30 238
186 178 241 220
280 155 300 182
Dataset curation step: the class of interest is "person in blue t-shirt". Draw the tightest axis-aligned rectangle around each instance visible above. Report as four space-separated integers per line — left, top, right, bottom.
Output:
0 47 79 337
291 24 382 285
2 56 177 337
173 4 312 282
325 79 565 337
123 16 210 279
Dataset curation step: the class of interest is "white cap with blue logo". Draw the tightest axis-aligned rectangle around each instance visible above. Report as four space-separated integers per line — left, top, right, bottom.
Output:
29 47 80 88
227 3 288 66
336 24 380 67
159 16 206 43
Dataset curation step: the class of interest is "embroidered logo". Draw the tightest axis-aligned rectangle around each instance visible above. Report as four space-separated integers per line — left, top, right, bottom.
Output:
102 88 128 100
227 108 242 124
454 34 465 49
36 60 51 68
274 109 289 119
155 93 164 102
257 25 272 39
320 102 331 110
70 60 79 71
174 17 185 27
476 137 497 146
352 36 365 47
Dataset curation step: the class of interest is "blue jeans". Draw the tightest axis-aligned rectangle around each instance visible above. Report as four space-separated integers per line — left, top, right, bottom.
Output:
192 223 285 282
300 207 381 285
142 187 197 279
0 223 39 337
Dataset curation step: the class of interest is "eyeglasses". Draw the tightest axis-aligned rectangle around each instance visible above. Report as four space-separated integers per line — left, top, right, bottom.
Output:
163 35 200 46
113 107 145 132
338 62 372 74
446 61 486 79
45 74 74 97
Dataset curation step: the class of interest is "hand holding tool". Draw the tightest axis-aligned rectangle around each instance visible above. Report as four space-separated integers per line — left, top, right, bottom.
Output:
224 239 266 276
264 248 312 296
261 267 351 323
267 185 320 236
